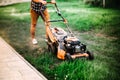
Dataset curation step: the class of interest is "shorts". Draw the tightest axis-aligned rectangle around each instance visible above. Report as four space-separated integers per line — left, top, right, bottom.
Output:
30 8 50 25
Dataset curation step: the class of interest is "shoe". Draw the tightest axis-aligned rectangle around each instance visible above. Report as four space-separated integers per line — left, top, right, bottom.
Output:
32 38 38 45
45 38 48 42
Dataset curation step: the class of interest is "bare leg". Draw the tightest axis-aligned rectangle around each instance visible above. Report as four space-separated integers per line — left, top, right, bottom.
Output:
30 24 36 39
30 9 39 39
30 9 39 44
43 8 50 39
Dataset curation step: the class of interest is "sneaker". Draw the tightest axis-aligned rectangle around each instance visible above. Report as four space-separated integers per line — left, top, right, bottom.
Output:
45 38 48 42
32 38 38 45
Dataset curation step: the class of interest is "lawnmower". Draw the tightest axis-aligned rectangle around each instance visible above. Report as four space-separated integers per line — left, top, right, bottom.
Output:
41 2 94 60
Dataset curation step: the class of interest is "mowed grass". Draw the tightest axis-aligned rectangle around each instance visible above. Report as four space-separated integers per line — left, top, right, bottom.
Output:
0 1 120 80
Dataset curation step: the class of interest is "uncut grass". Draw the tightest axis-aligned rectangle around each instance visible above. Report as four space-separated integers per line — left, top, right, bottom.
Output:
0 1 120 80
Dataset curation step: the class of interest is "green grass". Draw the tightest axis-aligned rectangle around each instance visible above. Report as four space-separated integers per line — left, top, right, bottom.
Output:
0 1 120 80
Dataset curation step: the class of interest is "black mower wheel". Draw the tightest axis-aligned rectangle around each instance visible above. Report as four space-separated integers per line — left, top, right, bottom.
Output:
48 43 57 55
86 51 94 60
47 37 57 54
65 53 73 60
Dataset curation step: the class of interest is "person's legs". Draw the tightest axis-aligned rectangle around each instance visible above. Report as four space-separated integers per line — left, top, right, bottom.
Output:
43 8 50 39
30 9 39 44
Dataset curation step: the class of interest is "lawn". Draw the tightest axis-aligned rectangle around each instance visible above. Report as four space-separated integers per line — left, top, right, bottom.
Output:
0 0 120 80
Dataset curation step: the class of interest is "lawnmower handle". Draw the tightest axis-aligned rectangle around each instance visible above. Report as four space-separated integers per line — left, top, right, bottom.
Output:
48 20 64 22
46 2 74 37
47 2 56 4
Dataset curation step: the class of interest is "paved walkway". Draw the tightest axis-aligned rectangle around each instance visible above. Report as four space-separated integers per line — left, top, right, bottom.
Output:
0 37 47 80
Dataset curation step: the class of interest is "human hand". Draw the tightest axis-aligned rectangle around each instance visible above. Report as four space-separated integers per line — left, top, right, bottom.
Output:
41 0 47 5
51 0 56 4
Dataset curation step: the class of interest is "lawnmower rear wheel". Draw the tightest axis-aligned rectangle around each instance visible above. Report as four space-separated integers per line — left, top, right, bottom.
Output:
47 37 57 54
48 43 57 55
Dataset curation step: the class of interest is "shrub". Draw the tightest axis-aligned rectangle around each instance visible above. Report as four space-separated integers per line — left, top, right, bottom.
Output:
84 0 101 6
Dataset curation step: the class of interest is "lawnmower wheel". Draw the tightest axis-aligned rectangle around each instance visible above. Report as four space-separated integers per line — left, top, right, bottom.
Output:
48 43 57 55
47 37 57 54
86 51 94 60
65 53 73 60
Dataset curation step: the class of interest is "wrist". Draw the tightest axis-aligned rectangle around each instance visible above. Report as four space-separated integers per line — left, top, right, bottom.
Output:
39 0 42 2
51 0 56 3
51 0 55 1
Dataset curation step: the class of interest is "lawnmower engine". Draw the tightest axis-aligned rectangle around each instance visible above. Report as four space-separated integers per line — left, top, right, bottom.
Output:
47 27 94 60
64 37 86 55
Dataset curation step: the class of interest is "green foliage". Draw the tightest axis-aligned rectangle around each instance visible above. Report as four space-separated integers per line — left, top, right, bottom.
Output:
105 0 120 8
56 0 80 2
84 0 120 8
0 1 120 80
84 0 102 6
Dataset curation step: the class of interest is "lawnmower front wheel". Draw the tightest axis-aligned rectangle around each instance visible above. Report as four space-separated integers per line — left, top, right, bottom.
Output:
65 53 73 60
86 51 94 60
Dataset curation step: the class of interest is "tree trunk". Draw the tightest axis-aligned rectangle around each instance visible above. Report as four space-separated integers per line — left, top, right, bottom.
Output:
103 0 105 7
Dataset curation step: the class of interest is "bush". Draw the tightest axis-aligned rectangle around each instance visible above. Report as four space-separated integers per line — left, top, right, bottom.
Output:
56 0 82 2
105 0 120 8
84 0 101 6
84 0 120 8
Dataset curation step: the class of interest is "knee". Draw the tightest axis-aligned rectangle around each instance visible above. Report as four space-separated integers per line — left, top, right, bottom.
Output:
45 22 50 26
31 24 36 28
